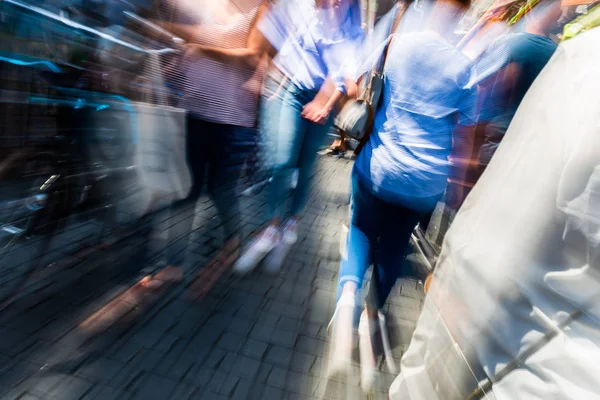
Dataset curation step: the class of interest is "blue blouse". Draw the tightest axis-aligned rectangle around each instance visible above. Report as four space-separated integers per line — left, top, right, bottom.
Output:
258 0 363 95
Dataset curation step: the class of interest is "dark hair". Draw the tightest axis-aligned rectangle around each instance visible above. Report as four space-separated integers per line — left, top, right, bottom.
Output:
453 0 471 8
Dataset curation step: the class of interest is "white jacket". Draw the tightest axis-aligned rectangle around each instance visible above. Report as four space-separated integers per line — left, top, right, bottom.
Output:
390 28 600 400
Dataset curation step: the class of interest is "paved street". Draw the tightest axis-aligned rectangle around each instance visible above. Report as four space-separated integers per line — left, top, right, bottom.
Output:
0 156 425 400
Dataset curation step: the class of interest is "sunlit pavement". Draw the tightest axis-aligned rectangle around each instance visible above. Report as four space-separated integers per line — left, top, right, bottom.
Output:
0 157 424 400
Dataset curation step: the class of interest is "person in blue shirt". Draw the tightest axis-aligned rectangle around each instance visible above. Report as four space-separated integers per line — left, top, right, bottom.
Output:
470 0 562 169
234 0 364 274
327 0 477 390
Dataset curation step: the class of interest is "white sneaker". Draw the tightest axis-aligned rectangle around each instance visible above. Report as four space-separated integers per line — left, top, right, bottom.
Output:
358 311 378 392
281 219 298 245
264 220 297 273
263 238 290 274
233 225 279 274
358 310 397 392
327 292 356 378
378 312 397 375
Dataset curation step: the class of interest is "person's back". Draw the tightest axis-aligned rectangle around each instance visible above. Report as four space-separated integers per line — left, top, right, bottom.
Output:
355 30 477 211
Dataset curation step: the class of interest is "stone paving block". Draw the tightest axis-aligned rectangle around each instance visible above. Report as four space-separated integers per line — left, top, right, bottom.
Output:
130 374 178 400
182 364 214 388
285 371 315 396
166 383 198 400
266 367 287 389
399 279 425 299
290 351 316 375
295 336 327 357
225 316 253 336
277 316 301 333
219 375 240 396
82 385 131 400
267 301 304 319
185 328 223 357
228 355 261 380
202 348 227 370
270 327 297 348
47 376 93 400
75 357 123 383
231 378 253 400
256 363 272 385
306 305 332 325
241 338 268 360
207 371 227 393
265 345 292 368
215 332 244 354
108 341 141 364
249 324 274 343
247 383 266 400
263 385 285 400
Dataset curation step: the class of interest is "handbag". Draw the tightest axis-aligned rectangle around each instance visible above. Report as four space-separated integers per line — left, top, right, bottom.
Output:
334 3 406 155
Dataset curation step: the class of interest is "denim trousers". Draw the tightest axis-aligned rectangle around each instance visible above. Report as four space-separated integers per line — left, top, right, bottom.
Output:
337 168 428 312
165 114 252 266
261 72 333 220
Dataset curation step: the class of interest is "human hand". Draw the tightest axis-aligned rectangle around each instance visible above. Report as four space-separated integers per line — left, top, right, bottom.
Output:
301 101 331 124
184 44 204 58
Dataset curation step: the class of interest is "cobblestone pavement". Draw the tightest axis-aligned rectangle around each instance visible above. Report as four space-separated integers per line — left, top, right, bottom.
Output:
0 157 425 400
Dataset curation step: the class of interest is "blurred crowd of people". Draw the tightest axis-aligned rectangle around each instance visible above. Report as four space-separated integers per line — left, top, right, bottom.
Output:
135 0 593 394
4 0 599 397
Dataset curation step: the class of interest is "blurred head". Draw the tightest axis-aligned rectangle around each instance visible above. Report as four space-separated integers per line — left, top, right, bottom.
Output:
316 0 362 27
427 0 471 36
523 0 563 35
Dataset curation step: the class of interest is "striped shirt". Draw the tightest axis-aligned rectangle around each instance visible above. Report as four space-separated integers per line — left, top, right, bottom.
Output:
163 0 265 128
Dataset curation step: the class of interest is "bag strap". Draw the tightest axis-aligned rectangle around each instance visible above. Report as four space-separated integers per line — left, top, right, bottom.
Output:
354 3 408 156
374 2 407 74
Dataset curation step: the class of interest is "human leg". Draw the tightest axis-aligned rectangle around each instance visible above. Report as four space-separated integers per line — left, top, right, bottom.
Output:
234 78 307 273
359 199 425 387
328 171 381 376
164 114 209 268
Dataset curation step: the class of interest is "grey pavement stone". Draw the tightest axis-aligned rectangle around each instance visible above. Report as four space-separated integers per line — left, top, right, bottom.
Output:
270 328 297 348
290 351 316 375
83 385 131 400
229 356 261 380
266 367 287 389
242 338 269 360
249 324 274 343
265 345 292 368
47 376 94 400
231 378 254 400
277 317 301 333
262 385 285 400
130 374 178 400
256 364 272 385
218 374 240 396
167 383 198 400
75 357 123 383
215 332 244 354
295 336 327 357
182 364 214 388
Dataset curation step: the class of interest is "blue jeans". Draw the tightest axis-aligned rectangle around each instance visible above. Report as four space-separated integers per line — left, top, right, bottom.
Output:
261 71 333 220
337 169 429 311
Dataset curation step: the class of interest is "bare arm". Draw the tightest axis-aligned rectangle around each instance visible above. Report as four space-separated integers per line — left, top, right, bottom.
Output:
186 2 274 68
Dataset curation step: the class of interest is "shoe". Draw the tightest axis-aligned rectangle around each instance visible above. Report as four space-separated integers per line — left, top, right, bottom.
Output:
281 219 298 245
358 311 378 391
233 225 279 274
327 292 356 379
358 310 397 392
264 220 297 273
